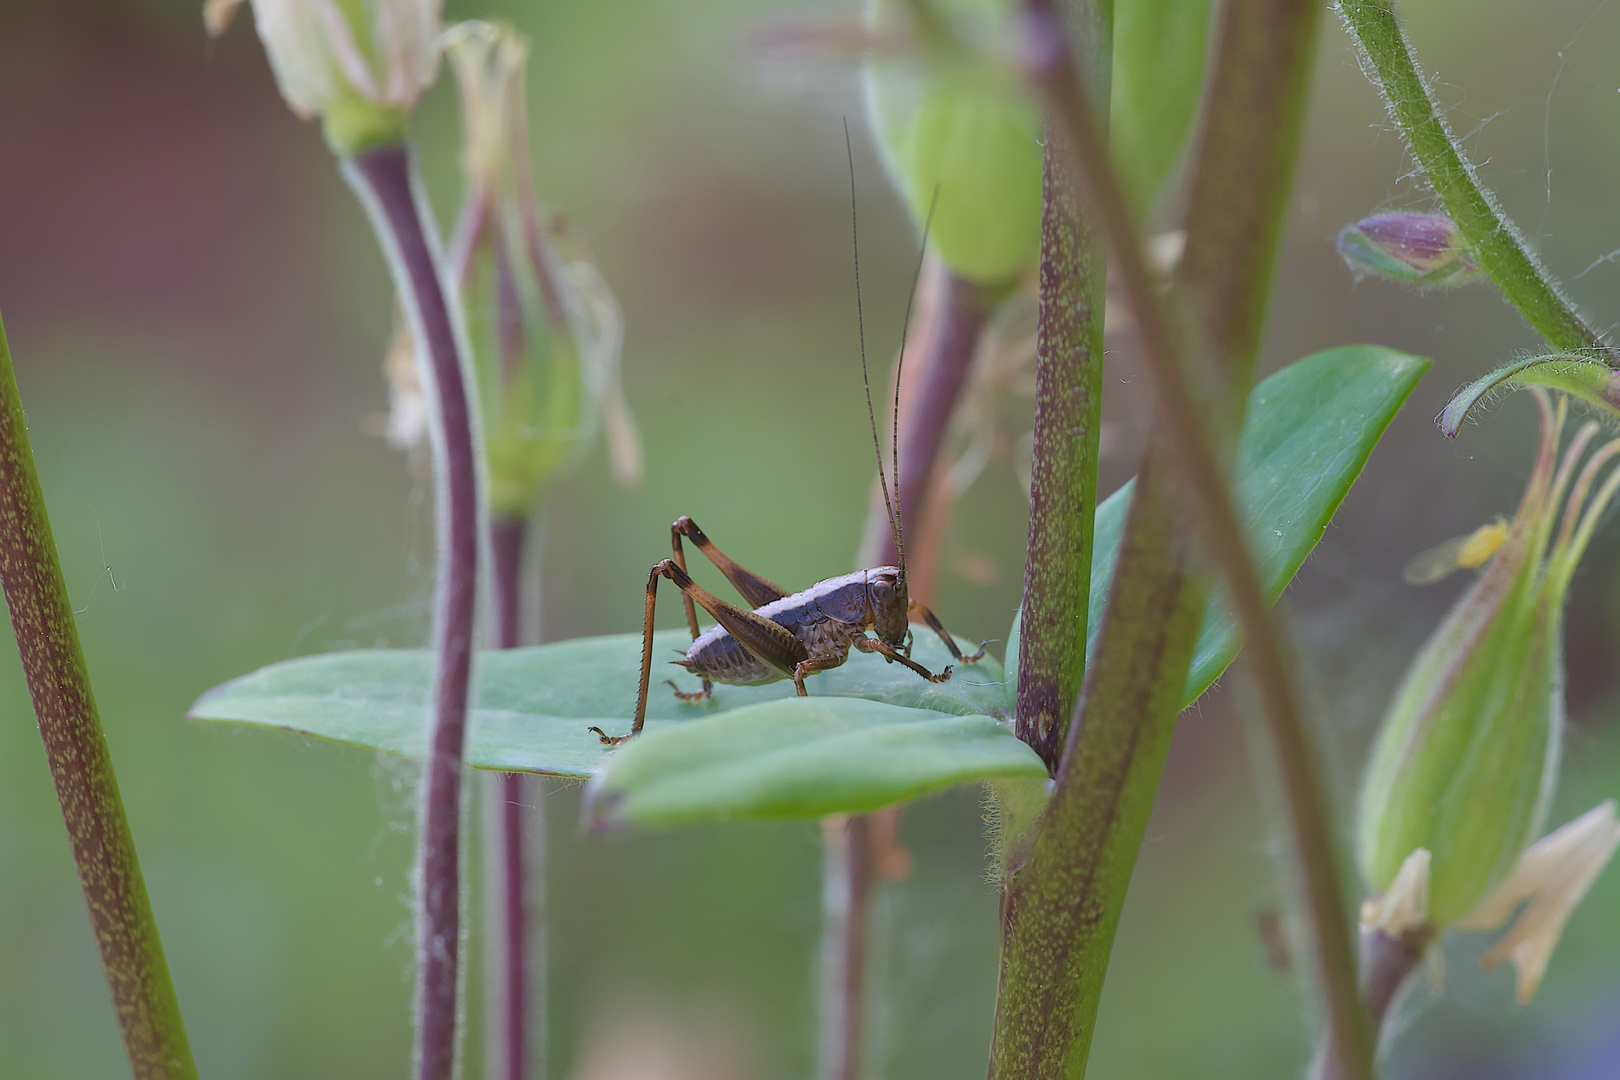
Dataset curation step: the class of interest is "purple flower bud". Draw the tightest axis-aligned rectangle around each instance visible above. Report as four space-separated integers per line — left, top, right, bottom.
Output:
1337 212 1479 289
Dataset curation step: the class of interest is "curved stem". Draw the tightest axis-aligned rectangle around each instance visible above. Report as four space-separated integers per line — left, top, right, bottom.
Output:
0 315 198 1078
344 144 482 1080
1337 0 1615 360
1016 3 1374 1079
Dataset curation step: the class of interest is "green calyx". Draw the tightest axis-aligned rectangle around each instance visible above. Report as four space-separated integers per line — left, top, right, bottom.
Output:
465 207 588 519
1359 393 1620 925
323 89 409 157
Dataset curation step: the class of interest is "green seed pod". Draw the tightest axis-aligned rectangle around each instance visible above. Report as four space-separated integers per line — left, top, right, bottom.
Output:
1358 392 1619 926
384 22 640 517
864 0 1041 285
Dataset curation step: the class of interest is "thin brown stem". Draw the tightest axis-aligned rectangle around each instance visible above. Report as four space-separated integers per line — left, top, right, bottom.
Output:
817 815 872 1080
1014 4 1374 1079
490 516 533 1080
344 144 482 1080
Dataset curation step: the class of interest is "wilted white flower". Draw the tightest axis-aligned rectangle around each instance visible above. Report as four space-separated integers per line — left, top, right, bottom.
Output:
205 0 444 148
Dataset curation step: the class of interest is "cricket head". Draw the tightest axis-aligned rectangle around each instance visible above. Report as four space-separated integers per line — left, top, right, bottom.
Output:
867 565 909 648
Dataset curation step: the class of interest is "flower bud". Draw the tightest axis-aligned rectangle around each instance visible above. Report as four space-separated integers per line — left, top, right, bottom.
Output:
865 0 1041 284
382 21 640 517
204 0 444 154
1358 391 1620 998
1337 212 1479 290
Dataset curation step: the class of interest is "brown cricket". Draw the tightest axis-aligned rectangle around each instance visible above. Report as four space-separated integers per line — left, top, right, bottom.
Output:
589 132 984 747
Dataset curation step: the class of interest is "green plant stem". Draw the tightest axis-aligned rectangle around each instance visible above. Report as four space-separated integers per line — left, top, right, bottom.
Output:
0 313 198 1079
990 1 1373 1077
1014 111 1108 772
1013 3 1374 1080
344 144 483 1080
1336 0 1615 360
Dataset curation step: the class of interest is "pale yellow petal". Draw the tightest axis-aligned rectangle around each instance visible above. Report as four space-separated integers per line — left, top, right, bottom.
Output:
1360 847 1431 938
1463 801 1620 1003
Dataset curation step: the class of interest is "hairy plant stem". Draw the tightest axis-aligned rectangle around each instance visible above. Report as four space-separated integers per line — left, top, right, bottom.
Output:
1014 114 1108 772
818 255 1000 1080
990 0 1373 1077
1009 3 1375 1080
1337 0 1615 360
0 315 198 1078
345 145 482 1080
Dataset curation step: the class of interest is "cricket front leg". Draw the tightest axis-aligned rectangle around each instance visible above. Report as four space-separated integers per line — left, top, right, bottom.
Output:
908 599 988 664
792 653 847 697
854 635 953 684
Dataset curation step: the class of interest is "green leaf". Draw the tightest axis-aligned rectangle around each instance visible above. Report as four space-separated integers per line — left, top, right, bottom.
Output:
582 697 1045 829
1006 343 1431 707
1111 0 1212 215
195 343 1423 826
190 630 1012 781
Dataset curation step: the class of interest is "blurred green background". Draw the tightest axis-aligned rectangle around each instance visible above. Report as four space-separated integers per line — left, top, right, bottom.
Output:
1 0 1618 1077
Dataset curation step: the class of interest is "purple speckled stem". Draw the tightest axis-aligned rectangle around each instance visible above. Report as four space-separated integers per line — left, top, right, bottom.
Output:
0 316 198 1078
490 515 532 1080
345 144 481 1080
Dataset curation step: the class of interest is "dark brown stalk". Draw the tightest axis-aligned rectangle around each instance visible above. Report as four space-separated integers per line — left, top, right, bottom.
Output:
0 315 198 1078
344 144 482 1080
1012 3 1374 1080
1014 114 1107 771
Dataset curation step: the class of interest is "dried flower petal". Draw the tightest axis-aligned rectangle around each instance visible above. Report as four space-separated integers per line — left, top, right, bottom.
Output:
1459 801 1620 1003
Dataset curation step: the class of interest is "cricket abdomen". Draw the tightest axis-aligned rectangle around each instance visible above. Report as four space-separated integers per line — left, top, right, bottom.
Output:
675 571 876 687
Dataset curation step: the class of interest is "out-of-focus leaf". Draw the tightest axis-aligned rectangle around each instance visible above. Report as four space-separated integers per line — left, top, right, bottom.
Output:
582 697 1045 829
1005 343 1431 705
1111 0 1212 214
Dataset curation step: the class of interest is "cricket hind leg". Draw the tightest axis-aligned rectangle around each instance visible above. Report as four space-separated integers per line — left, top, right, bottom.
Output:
593 559 809 747
908 599 989 664
664 516 791 705
670 515 790 619
589 559 676 747
854 635 954 684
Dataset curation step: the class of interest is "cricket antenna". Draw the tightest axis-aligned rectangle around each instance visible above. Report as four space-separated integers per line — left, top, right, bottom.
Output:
844 119 936 579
